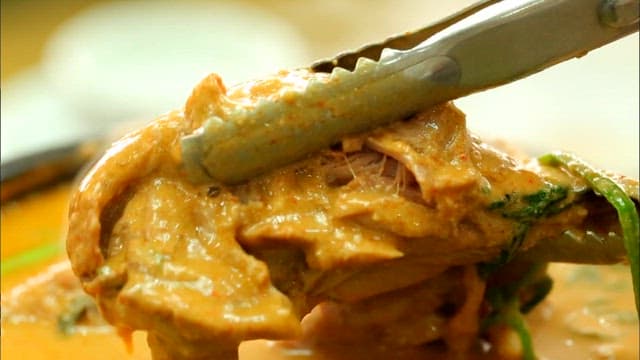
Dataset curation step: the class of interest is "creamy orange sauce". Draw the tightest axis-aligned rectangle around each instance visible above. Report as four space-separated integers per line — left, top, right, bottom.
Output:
1 184 69 261
530 264 638 360
1 182 637 359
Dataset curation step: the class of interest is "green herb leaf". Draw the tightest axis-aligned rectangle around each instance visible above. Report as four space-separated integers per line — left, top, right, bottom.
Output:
539 151 640 314
481 185 569 276
0 242 62 276
492 185 568 222
502 298 536 360
482 262 546 360
57 295 96 335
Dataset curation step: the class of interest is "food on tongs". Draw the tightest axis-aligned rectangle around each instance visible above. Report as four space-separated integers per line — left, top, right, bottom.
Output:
66 0 639 359
67 73 639 359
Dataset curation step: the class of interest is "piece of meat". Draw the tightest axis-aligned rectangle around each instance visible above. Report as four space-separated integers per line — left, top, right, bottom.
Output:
67 72 629 359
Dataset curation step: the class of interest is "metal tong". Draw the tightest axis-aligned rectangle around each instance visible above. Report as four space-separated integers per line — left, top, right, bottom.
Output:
182 0 639 184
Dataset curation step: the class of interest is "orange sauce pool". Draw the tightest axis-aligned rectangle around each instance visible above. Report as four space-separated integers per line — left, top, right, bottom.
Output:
1 184 638 359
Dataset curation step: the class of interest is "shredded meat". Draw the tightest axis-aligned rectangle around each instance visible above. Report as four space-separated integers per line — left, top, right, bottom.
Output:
66 72 625 359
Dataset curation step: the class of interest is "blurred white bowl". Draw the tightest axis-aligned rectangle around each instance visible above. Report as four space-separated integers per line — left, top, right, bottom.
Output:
42 1 310 125
1 1 310 163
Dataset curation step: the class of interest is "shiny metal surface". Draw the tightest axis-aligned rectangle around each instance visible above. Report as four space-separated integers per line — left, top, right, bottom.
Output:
183 0 639 184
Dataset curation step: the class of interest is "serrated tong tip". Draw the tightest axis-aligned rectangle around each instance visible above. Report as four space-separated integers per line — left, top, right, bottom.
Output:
183 0 639 184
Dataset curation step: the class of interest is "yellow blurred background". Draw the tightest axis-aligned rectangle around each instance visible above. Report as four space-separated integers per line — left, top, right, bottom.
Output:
1 0 638 177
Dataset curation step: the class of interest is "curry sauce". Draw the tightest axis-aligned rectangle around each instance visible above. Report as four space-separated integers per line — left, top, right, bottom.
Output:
1 184 637 359
2 67 638 359
59 69 639 359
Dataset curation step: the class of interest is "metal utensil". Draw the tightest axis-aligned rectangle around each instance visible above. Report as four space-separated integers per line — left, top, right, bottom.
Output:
182 0 639 184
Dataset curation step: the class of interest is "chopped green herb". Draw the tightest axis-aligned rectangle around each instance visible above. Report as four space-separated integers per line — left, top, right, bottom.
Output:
502 299 535 360
482 262 546 360
483 295 536 360
539 151 640 314
493 185 568 221
1 242 63 276
481 185 569 276
520 275 552 314
57 295 96 335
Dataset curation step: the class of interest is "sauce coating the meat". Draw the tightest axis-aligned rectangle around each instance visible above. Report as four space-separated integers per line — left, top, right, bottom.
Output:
62 71 636 359
1 172 637 359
